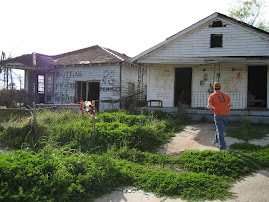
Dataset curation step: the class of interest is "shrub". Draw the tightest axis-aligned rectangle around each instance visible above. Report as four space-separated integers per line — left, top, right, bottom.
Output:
0 89 39 107
230 142 269 167
178 150 257 179
0 147 127 201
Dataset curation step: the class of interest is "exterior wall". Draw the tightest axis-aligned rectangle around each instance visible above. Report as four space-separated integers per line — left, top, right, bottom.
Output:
139 19 269 63
147 63 248 109
147 64 174 107
121 64 138 97
192 64 247 109
53 64 121 110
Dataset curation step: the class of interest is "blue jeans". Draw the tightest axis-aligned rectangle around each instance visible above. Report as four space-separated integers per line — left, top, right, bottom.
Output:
214 115 230 151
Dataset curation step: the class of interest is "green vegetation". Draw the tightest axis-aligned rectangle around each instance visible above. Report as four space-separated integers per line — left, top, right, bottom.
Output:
227 117 269 141
0 110 269 201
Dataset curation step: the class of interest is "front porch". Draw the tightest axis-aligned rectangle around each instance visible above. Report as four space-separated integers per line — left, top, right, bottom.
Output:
137 107 269 123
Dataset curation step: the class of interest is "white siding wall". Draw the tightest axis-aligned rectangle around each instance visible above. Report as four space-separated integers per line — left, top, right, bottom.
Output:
139 19 269 63
53 64 120 110
121 64 138 97
147 65 174 107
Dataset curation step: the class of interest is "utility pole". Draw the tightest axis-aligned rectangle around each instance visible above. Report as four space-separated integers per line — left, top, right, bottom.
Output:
18 75 22 90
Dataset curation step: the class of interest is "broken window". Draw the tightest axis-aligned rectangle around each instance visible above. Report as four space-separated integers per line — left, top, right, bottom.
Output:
37 75 44 94
210 34 223 48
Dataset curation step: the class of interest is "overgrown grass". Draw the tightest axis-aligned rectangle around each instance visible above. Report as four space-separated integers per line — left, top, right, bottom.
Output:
226 116 269 141
0 109 178 152
1 110 269 201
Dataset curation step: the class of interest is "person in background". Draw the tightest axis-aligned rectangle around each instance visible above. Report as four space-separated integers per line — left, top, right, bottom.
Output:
207 82 233 151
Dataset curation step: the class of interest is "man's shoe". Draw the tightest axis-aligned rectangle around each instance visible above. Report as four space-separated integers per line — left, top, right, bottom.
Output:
212 140 220 147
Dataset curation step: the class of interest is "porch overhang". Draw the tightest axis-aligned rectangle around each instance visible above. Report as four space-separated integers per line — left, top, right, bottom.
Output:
0 62 35 70
136 56 269 65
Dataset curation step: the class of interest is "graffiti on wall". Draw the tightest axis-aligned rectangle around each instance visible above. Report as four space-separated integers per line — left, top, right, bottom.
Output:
101 71 120 93
55 71 82 91
56 71 83 78
100 87 120 92
155 71 172 100
54 92 75 103
102 71 119 86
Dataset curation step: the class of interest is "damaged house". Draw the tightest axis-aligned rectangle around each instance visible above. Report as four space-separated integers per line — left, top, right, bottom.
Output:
132 12 269 122
0 45 146 110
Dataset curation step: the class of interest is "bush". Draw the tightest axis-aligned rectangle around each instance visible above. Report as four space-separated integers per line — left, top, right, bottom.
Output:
0 147 127 201
178 150 257 179
230 142 269 167
0 89 39 107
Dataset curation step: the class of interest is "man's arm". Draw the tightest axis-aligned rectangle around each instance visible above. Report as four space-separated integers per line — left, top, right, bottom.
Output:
229 100 233 108
207 102 214 110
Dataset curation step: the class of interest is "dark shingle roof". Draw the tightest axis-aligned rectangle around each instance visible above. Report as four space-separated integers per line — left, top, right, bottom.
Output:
53 45 131 66
0 45 131 68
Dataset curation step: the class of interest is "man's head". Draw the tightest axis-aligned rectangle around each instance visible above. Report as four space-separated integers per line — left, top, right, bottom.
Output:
213 82 221 90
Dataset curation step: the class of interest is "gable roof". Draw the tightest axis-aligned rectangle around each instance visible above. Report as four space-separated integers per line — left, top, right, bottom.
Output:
131 12 269 63
0 45 131 69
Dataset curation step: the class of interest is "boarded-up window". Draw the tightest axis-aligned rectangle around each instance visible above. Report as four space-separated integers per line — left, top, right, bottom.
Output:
210 34 223 48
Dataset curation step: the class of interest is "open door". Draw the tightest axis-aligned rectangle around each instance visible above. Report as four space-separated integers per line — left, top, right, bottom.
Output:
248 66 267 107
76 81 100 110
174 68 192 106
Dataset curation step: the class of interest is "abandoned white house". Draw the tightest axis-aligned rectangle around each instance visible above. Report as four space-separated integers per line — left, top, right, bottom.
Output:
0 45 146 110
132 12 269 122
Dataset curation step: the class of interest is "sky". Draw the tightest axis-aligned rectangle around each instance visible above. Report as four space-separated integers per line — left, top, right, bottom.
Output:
0 0 237 58
0 0 268 89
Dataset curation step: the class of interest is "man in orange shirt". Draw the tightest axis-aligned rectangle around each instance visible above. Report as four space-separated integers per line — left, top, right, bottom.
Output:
207 82 233 151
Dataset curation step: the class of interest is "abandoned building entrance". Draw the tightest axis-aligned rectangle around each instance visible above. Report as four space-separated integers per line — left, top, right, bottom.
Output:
76 81 100 110
248 66 267 108
174 68 192 107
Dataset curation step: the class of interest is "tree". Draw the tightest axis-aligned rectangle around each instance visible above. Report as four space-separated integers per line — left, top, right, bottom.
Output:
229 0 269 32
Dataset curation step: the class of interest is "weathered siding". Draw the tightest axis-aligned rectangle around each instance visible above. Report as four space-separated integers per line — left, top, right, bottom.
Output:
139 19 269 63
53 64 120 110
147 65 174 107
121 64 138 97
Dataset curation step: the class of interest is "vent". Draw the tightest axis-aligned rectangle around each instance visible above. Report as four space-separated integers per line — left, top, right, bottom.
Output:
209 20 226 28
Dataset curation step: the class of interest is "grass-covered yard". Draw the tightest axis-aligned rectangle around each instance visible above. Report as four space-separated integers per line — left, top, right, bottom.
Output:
0 110 268 201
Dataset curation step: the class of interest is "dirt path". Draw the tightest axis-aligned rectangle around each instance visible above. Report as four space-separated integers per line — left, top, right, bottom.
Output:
94 123 269 202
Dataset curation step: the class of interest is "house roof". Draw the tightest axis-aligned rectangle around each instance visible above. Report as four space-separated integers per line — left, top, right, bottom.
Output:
131 12 269 63
0 45 131 69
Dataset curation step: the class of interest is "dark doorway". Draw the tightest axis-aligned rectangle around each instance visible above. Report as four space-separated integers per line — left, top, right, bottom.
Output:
174 68 192 106
76 81 100 110
248 66 267 107
88 82 100 110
